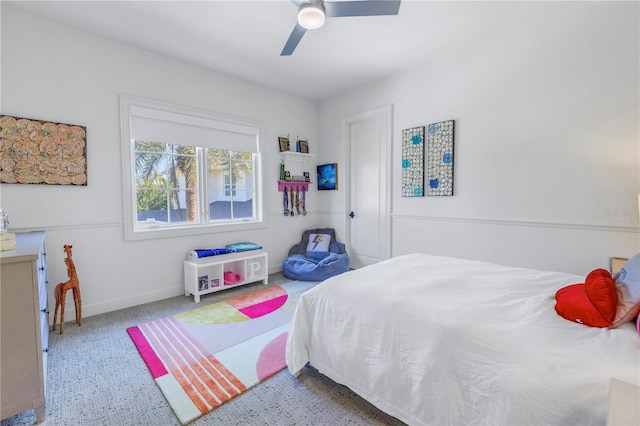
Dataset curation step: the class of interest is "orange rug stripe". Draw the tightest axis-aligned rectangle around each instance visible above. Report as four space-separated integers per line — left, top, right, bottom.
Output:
207 355 247 393
172 369 210 414
208 355 247 392
189 361 230 403
182 364 220 408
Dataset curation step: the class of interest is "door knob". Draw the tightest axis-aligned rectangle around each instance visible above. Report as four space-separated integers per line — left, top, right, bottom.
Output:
349 211 355 218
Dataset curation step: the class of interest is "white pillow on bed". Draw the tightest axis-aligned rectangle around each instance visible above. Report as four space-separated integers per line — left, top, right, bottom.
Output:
306 234 331 252
612 252 640 328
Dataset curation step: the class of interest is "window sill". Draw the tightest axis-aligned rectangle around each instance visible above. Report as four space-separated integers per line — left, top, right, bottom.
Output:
124 220 266 241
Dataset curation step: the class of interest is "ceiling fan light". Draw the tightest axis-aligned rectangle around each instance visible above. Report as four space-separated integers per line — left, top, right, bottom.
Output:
298 3 325 30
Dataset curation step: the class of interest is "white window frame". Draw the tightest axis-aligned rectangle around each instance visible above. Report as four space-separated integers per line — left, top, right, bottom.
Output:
224 174 237 197
119 94 265 241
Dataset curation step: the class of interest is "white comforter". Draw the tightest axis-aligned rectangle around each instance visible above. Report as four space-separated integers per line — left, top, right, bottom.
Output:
286 253 640 425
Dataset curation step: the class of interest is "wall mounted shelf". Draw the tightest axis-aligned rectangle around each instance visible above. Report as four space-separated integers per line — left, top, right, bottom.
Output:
278 181 310 192
280 151 314 165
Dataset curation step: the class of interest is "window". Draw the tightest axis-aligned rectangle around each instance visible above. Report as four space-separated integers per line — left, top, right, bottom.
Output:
224 174 236 197
120 95 264 240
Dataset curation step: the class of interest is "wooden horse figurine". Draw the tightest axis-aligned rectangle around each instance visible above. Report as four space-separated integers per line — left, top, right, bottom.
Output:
52 244 81 334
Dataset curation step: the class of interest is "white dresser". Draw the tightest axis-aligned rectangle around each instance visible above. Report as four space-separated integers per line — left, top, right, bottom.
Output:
0 231 49 422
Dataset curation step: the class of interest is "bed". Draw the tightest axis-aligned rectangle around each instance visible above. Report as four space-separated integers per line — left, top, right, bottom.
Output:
286 253 640 425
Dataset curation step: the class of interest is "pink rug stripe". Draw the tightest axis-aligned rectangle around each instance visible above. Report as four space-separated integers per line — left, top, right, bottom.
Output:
140 322 182 372
240 295 288 319
127 326 167 379
166 316 214 361
153 317 200 366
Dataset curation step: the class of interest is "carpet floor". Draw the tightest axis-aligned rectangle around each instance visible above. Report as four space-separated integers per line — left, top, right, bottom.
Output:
1 273 405 426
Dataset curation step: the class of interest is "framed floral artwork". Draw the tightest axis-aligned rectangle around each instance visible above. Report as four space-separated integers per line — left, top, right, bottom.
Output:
0 115 87 185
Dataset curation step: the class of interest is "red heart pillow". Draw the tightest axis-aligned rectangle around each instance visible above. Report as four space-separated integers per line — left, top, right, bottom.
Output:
555 269 617 327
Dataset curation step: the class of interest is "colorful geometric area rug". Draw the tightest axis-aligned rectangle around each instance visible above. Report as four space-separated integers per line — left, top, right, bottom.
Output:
127 280 318 425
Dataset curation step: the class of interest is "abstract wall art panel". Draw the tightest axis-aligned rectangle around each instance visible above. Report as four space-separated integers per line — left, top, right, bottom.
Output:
401 126 425 197
0 115 87 185
317 163 338 190
427 120 454 196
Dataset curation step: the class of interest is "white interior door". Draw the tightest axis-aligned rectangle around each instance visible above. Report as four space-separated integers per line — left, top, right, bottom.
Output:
343 105 392 269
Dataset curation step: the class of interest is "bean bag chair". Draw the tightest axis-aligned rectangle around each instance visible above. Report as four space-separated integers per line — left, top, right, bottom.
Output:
282 228 350 281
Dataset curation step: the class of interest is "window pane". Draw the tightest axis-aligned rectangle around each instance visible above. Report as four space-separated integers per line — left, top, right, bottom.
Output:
208 148 228 160
231 159 253 188
134 140 198 227
207 149 255 221
136 189 199 225
136 188 168 214
233 192 254 219
208 194 254 220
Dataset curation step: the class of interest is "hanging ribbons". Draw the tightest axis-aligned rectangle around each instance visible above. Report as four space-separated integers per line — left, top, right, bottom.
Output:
302 186 307 216
283 187 289 216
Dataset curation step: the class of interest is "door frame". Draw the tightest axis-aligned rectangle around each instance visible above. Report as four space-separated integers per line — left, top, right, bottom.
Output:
340 104 393 265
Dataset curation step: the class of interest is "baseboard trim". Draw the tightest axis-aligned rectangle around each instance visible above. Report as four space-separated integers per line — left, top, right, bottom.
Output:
50 286 184 324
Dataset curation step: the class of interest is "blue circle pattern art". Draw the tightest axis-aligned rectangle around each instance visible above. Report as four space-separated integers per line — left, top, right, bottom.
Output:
427 120 454 196
401 126 425 197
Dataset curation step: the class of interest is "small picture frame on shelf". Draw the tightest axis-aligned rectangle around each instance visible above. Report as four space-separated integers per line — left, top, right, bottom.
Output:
298 139 309 153
278 136 290 152
303 172 310 182
198 275 209 291
284 171 292 181
211 278 220 288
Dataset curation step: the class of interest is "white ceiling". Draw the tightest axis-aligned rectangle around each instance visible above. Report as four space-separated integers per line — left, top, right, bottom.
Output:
4 1 589 101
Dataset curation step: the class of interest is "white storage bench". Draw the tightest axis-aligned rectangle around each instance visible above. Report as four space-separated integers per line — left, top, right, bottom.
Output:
184 250 268 302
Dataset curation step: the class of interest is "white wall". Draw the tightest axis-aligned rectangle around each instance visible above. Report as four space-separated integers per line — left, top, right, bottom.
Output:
1 8 321 319
317 1 640 275
3 2 639 323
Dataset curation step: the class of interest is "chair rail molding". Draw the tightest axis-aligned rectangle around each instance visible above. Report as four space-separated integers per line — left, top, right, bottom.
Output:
391 214 639 234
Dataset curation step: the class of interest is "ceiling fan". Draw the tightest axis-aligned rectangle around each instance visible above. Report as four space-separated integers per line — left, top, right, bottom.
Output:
281 0 401 56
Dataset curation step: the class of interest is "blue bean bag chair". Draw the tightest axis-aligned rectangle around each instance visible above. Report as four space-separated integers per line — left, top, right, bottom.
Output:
282 228 350 281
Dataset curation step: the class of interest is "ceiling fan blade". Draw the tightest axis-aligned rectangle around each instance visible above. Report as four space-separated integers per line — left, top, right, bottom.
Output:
281 23 307 56
325 0 401 18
